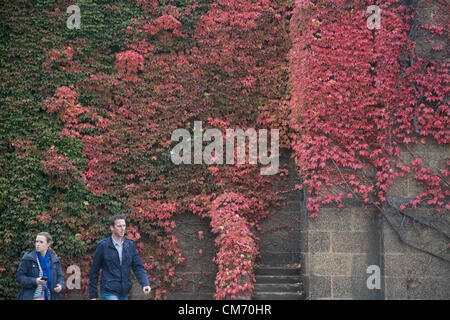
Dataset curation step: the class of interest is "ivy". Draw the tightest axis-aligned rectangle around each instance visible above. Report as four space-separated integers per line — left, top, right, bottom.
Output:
289 0 448 258
1 0 291 299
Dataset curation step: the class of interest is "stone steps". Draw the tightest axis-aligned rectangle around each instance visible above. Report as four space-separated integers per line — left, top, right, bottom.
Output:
254 283 301 292
253 292 306 300
254 266 301 276
252 266 304 300
255 275 302 283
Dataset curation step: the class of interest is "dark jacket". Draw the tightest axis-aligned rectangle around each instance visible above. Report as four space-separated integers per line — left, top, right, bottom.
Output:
88 237 150 299
15 251 65 300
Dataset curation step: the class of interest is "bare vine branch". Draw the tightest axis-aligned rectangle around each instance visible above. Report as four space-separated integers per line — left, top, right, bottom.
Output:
331 158 449 262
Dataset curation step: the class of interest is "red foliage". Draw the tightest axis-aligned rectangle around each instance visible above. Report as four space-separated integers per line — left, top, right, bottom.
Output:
289 0 448 216
40 145 80 188
40 0 290 299
115 50 145 82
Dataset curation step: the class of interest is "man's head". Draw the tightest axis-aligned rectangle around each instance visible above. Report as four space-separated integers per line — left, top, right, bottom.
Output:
109 214 126 239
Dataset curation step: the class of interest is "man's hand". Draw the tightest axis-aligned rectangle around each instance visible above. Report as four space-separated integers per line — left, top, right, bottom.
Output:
143 286 151 294
36 278 47 286
54 284 62 293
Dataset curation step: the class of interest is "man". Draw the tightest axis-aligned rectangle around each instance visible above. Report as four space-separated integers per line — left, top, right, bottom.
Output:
89 214 151 300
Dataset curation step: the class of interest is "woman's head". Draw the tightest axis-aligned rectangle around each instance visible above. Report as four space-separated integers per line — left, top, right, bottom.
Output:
35 232 52 254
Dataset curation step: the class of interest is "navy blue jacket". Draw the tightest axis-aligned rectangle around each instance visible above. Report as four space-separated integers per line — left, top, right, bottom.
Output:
89 237 150 299
15 251 65 300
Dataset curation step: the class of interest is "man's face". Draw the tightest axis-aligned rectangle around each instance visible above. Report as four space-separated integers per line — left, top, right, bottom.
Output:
110 219 126 238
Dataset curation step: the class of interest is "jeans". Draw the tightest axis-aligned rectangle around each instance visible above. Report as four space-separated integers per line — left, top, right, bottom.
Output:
101 292 128 300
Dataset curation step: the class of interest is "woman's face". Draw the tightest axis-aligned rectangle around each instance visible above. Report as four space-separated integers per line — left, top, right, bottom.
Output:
35 235 50 254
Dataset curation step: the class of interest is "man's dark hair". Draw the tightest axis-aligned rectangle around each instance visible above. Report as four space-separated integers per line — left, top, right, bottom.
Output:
109 214 126 227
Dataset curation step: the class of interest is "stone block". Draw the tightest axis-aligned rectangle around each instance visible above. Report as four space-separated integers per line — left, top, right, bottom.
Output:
351 208 377 231
384 253 450 277
384 276 407 300
384 254 410 277
408 178 427 198
382 224 405 254
309 275 331 299
257 229 301 252
257 251 302 266
331 232 370 253
309 231 330 253
387 175 409 198
405 276 447 300
311 253 352 276
440 276 450 299
332 276 353 299
309 208 352 231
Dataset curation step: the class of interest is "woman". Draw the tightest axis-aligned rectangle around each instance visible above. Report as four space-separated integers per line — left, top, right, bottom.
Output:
16 232 65 300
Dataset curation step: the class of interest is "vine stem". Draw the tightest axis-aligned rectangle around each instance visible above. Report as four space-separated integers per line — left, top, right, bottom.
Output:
330 158 449 262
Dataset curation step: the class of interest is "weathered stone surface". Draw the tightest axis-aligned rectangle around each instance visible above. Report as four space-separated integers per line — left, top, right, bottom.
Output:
308 208 352 231
332 232 371 253
384 253 450 277
309 231 330 253
165 212 217 300
351 208 378 231
384 277 407 300
255 150 302 267
309 275 331 299
311 253 352 276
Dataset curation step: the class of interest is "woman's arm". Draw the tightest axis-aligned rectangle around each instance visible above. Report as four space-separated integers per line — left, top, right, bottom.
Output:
54 258 66 292
15 256 37 289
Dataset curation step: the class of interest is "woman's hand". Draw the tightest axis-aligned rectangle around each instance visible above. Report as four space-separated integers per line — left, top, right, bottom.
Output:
54 284 62 293
36 278 47 286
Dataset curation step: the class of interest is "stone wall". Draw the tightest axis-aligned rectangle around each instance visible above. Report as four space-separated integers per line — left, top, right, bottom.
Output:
300 140 449 300
128 141 449 300
300 206 383 299
131 149 304 300
380 141 449 299
300 0 449 300
130 212 218 300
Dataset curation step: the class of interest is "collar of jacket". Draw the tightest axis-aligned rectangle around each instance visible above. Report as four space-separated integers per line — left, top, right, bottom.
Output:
107 236 131 249
22 251 59 264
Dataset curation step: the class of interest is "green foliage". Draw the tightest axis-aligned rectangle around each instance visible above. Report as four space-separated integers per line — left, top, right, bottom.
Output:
0 0 292 300
0 0 142 299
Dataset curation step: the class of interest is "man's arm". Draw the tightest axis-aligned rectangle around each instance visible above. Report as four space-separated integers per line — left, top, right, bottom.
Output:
88 241 104 299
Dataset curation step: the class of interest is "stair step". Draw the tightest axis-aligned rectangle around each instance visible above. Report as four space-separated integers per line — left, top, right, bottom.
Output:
254 275 301 284
253 291 305 300
254 267 301 276
254 283 301 292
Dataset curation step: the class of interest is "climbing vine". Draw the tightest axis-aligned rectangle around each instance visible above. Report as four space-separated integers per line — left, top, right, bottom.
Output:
1 0 291 299
289 0 448 259
1 0 447 301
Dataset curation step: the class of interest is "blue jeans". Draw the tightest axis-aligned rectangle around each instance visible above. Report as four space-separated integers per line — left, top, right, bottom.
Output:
101 292 128 300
